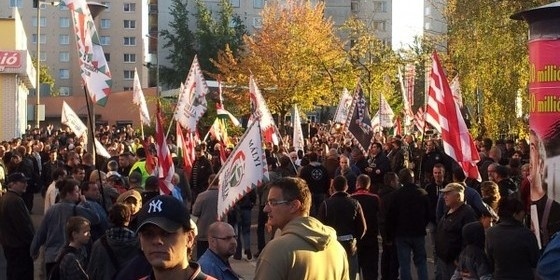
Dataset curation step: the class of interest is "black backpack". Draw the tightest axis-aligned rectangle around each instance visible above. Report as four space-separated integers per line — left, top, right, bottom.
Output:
48 245 79 280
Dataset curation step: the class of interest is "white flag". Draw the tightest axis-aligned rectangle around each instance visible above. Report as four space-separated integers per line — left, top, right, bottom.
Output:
292 105 305 153
61 101 110 158
248 76 279 145
217 121 269 220
61 101 87 138
94 139 111 158
132 68 151 126
333 88 353 124
379 94 395 128
174 56 208 133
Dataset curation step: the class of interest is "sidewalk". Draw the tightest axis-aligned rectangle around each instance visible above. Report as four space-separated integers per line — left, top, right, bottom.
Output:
230 257 257 280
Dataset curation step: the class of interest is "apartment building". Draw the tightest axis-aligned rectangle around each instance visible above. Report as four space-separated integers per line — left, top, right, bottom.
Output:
154 0 392 70
424 0 447 50
0 0 150 126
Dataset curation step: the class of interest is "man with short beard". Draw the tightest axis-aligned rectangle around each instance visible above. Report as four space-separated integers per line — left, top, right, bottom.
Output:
198 222 241 280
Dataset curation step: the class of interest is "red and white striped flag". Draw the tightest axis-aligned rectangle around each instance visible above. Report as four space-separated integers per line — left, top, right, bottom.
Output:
426 52 480 180
176 122 195 181
414 107 425 132
155 103 175 194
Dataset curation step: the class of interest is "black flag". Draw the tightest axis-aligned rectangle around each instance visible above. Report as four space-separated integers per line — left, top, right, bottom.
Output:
346 84 374 154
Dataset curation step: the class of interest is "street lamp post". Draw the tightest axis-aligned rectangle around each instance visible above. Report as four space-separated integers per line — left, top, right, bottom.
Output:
35 1 59 128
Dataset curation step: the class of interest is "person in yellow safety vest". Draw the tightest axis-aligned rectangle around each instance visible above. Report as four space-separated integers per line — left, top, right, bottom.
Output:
129 147 150 190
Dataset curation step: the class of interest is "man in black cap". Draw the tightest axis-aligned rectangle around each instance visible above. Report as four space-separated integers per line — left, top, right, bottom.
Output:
136 195 214 279
0 173 35 280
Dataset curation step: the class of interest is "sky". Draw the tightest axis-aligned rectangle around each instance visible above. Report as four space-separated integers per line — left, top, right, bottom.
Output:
391 0 424 50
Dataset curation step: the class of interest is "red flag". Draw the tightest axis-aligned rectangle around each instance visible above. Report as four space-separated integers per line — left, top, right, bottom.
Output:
393 116 402 137
177 122 195 181
426 51 481 180
414 107 425 132
142 140 156 176
155 103 175 194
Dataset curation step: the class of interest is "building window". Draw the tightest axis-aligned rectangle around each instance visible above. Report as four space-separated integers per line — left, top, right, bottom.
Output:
123 87 133 91
105 53 110 62
9 0 22 8
59 51 70 62
59 34 70 45
123 53 136 63
32 34 47 44
230 0 240 8
100 19 111 29
59 86 71 96
351 1 359 12
123 37 136 46
124 70 134 80
32 17 47 27
253 0 264 8
124 20 136 29
253 17 263 28
59 17 70 28
59 69 70 80
373 21 386 32
100 36 111 45
59 4 68 10
374 1 388 13
123 3 136 12
40 52 46 61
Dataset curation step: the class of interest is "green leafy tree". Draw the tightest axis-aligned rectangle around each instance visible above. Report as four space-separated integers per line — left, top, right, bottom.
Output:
31 58 56 95
195 0 247 75
341 16 400 114
159 0 197 88
214 0 355 126
446 0 548 137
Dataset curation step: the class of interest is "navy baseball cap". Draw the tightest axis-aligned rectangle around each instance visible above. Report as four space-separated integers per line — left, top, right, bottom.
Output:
136 195 191 233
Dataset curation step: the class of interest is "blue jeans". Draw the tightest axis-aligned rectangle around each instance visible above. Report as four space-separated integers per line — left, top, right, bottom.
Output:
395 236 428 280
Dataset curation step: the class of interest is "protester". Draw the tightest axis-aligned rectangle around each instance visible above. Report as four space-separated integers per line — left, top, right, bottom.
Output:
0 173 35 280
135 195 214 279
255 177 349 279
198 222 241 280
56 216 91 280
192 174 219 260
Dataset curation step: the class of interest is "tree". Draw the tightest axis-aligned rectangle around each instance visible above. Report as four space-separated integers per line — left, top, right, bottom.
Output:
214 0 354 126
341 16 400 113
159 0 197 88
446 0 547 138
194 0 246 75
31 58 56 95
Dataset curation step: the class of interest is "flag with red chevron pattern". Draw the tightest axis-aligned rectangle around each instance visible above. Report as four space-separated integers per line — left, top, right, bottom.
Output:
217 121 268 221
63 0 112 106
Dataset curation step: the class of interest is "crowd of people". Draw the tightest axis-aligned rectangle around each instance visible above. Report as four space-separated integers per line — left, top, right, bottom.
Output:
0 122 559 279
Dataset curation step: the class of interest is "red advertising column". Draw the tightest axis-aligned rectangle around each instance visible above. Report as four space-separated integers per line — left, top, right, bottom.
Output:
512 3 560 249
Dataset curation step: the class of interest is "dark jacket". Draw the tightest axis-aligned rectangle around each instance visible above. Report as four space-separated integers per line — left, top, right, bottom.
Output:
299 162 330 195
378 185 397 242
486 218 539 280
366 153 391 187
435 203 477 263
0 190 35 247
351 189 380 246
453 222 492 280
317 192 366 239
386 182 430 241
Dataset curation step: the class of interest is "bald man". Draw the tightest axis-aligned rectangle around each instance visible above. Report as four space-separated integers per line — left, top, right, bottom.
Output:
198 222 240 280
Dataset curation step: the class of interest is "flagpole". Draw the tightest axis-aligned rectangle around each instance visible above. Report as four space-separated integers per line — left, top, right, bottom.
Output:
140 112 145 139
83 86 107 213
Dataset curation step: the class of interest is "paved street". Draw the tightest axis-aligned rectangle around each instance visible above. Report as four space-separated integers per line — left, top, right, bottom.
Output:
1 193 435 280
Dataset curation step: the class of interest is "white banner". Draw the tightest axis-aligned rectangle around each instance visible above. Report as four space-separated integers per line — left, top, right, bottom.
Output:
333 88 353 124
174 56 208 133
61 101 87 138
133 67 151 126
217 121 268 220
292 104 305 153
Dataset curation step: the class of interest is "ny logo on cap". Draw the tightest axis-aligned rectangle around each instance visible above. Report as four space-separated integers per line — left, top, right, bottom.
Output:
148 199 163 213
